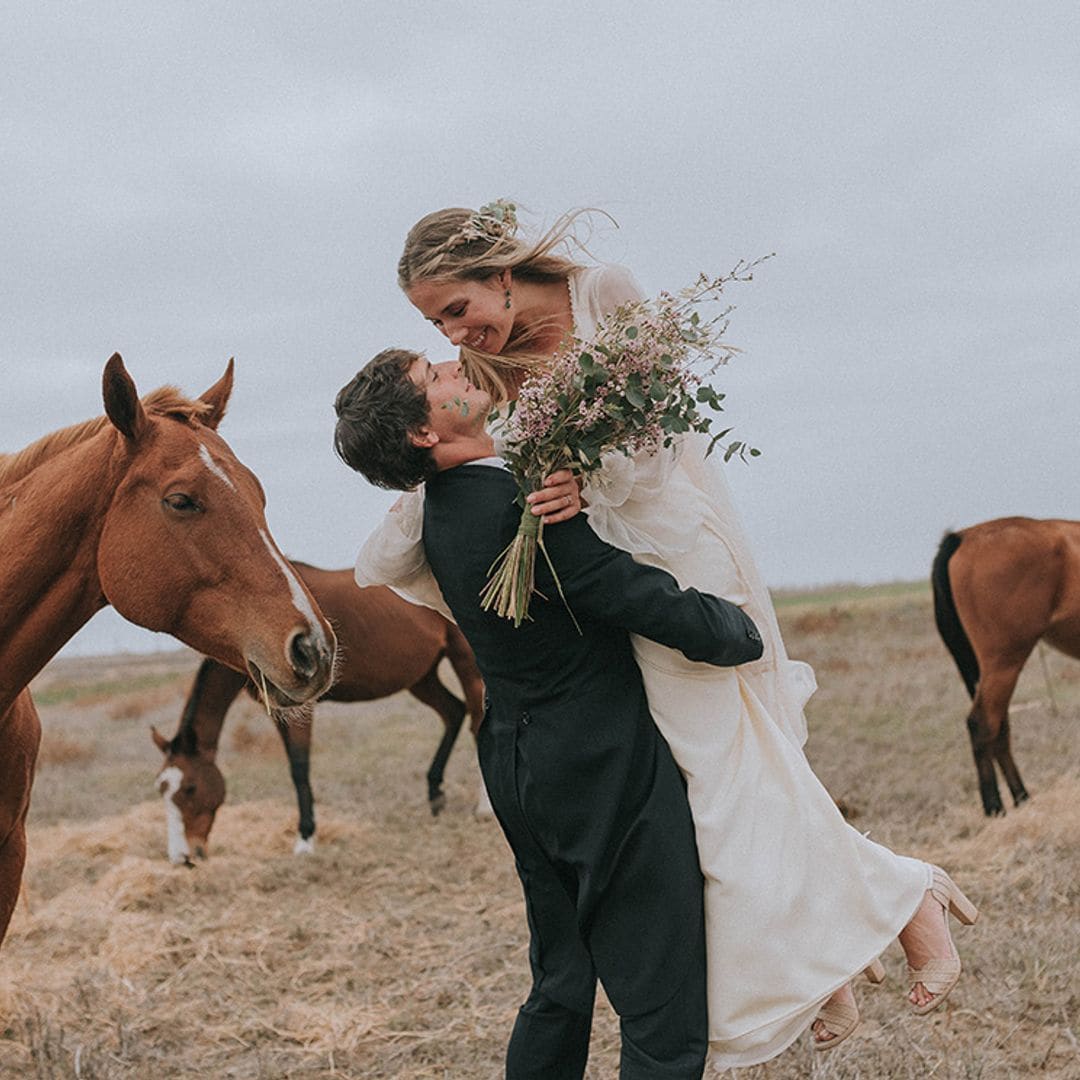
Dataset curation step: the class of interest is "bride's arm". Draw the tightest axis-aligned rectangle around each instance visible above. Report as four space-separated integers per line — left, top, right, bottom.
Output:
354 488 454 619
592 263 647 315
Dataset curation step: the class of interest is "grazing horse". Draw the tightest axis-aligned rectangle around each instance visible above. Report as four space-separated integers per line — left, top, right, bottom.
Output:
152 564 486 863
932 516 1080 816
0 354 336 948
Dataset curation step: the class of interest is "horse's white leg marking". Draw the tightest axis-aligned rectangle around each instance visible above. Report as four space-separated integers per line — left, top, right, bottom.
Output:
293 835 316 855
157 766 191 864
198 443 237 490
474 773 495 819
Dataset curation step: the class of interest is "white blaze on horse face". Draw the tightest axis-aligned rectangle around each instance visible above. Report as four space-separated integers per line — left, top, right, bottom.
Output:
198 443 237 490
258 528 329 649
157 765 191 864
198 442 326 652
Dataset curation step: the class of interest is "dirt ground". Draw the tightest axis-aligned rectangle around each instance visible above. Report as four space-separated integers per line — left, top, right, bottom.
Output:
1 582 1077 1078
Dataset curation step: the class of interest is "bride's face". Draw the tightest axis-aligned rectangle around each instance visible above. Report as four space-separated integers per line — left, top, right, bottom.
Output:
407 271 513 355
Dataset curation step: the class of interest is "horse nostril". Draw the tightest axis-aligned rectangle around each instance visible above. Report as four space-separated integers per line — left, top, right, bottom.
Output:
288 629 321 679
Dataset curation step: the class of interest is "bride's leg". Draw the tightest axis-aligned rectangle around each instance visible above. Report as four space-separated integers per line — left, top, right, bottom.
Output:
897 866 978 1013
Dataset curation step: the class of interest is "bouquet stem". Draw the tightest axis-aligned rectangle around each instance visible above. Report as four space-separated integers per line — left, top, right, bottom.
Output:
480 505 580 632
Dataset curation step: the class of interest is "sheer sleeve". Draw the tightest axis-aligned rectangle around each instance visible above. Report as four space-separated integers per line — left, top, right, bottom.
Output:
582 445 699 557
353 487 454 620
571 263 647 342
592 263 646 314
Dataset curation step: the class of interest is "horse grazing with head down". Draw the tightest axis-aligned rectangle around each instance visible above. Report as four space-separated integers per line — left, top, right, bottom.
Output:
932 516 1080 816
152 564 486 863
0 354 336 948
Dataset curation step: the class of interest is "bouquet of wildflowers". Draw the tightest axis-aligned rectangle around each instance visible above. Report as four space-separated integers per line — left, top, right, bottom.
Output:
479 261 764 627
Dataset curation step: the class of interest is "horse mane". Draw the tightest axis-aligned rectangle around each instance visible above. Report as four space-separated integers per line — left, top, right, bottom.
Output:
0 386 213 489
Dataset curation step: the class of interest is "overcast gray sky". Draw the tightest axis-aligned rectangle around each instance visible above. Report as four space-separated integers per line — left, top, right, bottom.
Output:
4 2 1078 657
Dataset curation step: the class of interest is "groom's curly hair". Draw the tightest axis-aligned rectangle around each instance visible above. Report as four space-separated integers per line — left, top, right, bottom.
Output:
333 348 436 491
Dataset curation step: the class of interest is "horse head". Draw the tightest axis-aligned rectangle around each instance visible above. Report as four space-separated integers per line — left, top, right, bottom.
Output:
97 355 336 707
152 725 226 865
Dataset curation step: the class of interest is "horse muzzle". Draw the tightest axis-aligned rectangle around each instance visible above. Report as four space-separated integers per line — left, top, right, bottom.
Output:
246 627 336 707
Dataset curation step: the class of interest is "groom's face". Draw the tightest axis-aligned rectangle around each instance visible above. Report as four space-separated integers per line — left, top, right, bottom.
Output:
407 357 490 441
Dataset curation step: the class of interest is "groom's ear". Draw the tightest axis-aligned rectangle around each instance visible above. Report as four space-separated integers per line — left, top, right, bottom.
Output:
408 426 439 449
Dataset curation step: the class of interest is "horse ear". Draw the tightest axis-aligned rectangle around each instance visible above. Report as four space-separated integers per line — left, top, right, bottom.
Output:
198 358 234 430
150 725 170 753
103 353 148 440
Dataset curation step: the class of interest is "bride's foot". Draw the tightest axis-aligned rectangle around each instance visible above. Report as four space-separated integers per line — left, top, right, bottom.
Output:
898 865 979 1014
812 983 859 1051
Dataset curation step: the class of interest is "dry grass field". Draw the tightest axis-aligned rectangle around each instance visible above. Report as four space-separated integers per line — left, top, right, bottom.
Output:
1 581 1077 1078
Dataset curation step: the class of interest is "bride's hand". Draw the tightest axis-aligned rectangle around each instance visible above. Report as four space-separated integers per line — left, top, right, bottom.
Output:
526 469 582 524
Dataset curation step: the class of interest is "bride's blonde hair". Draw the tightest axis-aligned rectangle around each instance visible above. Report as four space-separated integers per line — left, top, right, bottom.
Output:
398 202 608 402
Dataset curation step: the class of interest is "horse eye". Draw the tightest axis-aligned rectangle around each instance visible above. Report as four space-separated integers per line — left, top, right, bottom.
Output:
182 784 197 796
163 493 202 514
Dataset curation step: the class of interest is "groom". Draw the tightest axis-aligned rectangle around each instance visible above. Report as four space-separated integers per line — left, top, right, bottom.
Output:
334 350 764 1080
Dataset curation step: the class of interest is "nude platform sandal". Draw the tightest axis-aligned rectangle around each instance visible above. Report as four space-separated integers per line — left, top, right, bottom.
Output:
906 865 979 1016
812 960 886 1051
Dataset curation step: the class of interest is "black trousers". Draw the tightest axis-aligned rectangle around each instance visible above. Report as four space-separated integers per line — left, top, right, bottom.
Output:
504 939 708 1080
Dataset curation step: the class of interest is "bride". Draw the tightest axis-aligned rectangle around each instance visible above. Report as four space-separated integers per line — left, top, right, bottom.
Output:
356 200 977 1066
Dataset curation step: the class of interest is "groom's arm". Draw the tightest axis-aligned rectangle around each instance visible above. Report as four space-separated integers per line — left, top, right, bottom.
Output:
538 516 763 667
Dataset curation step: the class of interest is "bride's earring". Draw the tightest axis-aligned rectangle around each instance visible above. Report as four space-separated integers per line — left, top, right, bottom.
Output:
504 288 512 309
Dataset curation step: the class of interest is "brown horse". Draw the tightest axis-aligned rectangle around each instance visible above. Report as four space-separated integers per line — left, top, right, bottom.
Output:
932 516 1080 816
152 563 486 863
0 354 336 946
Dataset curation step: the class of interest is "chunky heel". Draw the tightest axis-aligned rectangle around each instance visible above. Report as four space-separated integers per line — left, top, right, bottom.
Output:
932 867 979 926
863 959 885 984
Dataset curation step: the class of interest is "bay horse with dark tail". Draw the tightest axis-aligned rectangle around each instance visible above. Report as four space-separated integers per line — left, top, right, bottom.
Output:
152 564 486 863
932 516 1080 816
0 355 336 949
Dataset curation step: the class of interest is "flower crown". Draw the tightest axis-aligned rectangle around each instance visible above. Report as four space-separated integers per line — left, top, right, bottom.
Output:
451 199 518 247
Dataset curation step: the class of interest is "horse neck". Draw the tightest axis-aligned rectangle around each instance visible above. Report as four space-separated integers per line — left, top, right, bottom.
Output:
0 432 123 711
179 657 249 755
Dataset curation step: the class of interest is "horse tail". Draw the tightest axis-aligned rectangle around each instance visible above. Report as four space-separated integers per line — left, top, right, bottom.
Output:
442 623 485 729
931 531 980 698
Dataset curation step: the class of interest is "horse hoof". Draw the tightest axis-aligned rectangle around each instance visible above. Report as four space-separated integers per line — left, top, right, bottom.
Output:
293 836 316 855
429 793 447 817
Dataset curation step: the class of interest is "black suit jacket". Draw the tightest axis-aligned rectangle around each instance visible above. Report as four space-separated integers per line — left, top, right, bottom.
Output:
422 463 763 1014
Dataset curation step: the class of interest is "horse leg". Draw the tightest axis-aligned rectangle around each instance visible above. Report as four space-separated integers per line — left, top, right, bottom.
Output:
408 667 466 816
993 710 1030 809
274 705 316 853
0 692 41 948
968 664 1023 816
442 624 490 816
0 824 29 948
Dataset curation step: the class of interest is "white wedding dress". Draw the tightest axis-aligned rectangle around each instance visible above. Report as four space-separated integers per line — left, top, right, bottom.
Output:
356 264 930 1068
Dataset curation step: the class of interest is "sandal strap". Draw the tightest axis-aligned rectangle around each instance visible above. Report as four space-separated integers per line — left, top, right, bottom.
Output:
907 958 961 995
813 999 859 1044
